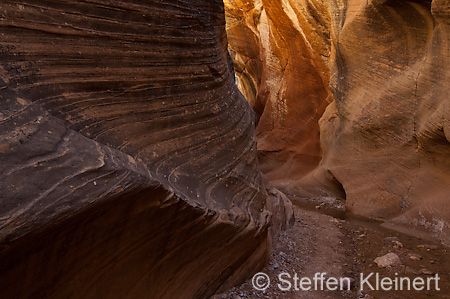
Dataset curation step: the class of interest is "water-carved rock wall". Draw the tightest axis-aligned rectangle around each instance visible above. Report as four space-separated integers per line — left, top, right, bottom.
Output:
225 0 332 181
321 0 450 245
0 1 293 298
226 0 450 245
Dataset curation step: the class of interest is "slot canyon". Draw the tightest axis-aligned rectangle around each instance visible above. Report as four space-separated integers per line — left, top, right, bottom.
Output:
0 0 449 298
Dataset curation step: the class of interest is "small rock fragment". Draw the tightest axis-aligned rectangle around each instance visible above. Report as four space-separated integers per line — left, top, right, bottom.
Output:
419 268 434 275
383 237 400 245
417 244 438 250
408 253 422 261
405 267 418 275
357 289 366 296
315 203 325 209
357 234 366 239
374 252 402 268
358 290 370 298
392 240 403 249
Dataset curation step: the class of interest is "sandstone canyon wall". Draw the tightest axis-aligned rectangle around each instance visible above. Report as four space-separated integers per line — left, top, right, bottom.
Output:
225 0 450 245
225 0 332 181
321 0 450 245
0 1 293 298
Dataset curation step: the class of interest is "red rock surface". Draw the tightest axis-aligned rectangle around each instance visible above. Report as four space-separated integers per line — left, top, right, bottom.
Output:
225 0 332 181
0 1 293 298
226 0 450 246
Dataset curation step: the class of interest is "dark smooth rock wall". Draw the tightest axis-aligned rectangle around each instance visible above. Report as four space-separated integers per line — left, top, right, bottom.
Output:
0 1 293 298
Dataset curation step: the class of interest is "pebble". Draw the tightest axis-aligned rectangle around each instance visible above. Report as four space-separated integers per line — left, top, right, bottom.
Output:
392 240 403 249
419 268 434 275
417 244 438 250
315 203 325 209
357 289 366 298
374 252 402 268
405 267 418 275
408 253 422 261
383 237 400 245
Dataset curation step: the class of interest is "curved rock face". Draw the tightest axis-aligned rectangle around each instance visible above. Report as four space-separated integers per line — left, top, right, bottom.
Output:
0 1 293 298
320 0 450 245
226 0 450 245
224 0 332 182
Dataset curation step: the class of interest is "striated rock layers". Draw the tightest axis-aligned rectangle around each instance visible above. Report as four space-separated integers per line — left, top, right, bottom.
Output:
224 0 332 181
320 0 450 245
226 0 450 245
0 1 293 298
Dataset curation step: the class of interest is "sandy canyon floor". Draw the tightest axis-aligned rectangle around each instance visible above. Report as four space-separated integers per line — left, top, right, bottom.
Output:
213 202 450 299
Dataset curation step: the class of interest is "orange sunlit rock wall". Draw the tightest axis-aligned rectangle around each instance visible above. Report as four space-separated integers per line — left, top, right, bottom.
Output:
226 0 450 245
225 0 333 182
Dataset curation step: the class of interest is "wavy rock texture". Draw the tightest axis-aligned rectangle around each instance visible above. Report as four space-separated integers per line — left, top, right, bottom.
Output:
0 1 293 298
320 0 450 245
224 0 332 181
226 0 450 245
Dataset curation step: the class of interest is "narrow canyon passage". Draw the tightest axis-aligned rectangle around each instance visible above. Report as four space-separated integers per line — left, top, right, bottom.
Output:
222 0 450 298
225 0 450 246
